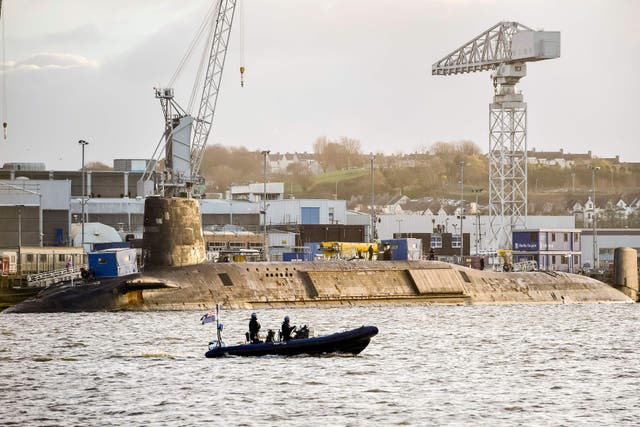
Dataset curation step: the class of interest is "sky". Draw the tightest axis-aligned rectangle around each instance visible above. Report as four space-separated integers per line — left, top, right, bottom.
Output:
0 0 638 170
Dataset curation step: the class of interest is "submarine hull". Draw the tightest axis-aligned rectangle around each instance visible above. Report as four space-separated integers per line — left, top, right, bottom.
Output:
3 260 632 313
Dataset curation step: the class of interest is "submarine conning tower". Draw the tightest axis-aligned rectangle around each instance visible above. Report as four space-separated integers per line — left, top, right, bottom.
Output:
143 197 206 267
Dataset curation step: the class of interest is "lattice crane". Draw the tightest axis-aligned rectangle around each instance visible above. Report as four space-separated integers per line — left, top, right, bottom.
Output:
432 21 560 250
140 0 238 198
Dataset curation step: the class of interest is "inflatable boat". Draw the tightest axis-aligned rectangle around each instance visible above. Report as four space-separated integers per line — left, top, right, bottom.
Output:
205 325 378 358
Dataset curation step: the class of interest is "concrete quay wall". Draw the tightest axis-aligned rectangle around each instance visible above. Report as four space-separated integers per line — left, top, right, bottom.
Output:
120 260 632 311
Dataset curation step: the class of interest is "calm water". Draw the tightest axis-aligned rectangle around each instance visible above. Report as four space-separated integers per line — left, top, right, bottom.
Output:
2 304 640 426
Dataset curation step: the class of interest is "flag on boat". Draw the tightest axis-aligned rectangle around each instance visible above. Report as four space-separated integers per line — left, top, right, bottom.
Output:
201 312 216 325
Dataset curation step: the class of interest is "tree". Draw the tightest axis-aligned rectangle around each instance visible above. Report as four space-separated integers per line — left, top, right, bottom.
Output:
83 161 112 171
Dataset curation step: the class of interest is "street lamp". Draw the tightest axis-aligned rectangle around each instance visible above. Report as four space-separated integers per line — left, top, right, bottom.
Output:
370 155 376 242
78 140 89 249
16 204 23 247
590 165 601 270
261 150 270 261
458 161 465 260
471 188 484 254
396 219 403 237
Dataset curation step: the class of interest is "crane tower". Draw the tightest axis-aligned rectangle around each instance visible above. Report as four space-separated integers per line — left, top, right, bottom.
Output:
432 22 560 250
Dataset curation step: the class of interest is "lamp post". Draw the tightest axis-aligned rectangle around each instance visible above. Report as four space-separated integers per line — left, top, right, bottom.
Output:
590 165 601 270
78 140 89 249
370 155 376 242
471 188 484 254
458 161 465 261
17 205 23 247
261 150 270 261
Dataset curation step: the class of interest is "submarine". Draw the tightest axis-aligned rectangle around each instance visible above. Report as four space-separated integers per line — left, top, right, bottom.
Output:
4 197 633 313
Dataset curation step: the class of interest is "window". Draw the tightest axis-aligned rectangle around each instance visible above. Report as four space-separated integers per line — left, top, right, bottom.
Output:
552 255 556 264
564 233 568 242
551 233 556 242
26 254 34 262
58 254 66 262
530 232 538 242
574 234 579 242
40 254 47 263
452 234 461 248
430 234 442 249
207 242 226 250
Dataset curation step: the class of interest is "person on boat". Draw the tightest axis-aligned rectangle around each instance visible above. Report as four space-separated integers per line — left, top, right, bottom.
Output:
281 315 296 341
249 312 261 343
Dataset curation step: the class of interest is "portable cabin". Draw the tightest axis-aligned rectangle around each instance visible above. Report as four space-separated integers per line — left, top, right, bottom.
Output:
381 238 423 261
88 248 138 278
15 246 85 274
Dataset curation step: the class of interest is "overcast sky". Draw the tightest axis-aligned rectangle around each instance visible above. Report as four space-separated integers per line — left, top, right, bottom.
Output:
0 0 638 170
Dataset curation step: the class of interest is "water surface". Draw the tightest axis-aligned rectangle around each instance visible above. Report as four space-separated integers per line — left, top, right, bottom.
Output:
2 304 639 426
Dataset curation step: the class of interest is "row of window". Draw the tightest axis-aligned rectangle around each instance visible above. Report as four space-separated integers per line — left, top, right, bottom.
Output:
24 254 72 263
529 232 579 243
429 234 461 249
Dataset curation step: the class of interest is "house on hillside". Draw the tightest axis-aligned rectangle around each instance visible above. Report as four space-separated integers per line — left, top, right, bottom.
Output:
381 195 410 214
268 152 323 175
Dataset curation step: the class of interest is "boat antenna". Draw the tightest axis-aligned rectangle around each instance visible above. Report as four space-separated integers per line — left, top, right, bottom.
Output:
215 303 223 344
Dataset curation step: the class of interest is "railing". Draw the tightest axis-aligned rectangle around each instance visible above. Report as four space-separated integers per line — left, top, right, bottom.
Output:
513 260 538 272
27 266 84 288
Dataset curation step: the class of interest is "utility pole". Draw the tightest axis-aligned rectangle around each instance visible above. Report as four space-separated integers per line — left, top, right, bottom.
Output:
78 140 89 250
262 150 270 261
590 165 601 270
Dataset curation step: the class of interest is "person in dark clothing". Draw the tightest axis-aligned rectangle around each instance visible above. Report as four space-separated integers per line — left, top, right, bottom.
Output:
281 315 296 341
479 257 485 270
368 245 374 260
428 248 435 260
249 312 261 343
383 245 392 260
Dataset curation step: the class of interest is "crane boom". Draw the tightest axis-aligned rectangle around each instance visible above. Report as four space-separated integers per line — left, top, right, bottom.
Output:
432 21 531 76
190 0 237 178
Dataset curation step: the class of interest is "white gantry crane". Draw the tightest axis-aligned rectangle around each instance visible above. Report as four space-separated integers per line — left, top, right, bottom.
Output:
140 0 238 198
432 21 560 250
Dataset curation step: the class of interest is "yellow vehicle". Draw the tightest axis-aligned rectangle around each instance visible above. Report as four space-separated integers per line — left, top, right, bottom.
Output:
320 242 378 260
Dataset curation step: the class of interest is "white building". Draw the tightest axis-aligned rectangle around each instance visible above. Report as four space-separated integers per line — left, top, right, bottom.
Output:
265 199 347 226
229 182 284 203
374 213 576 253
